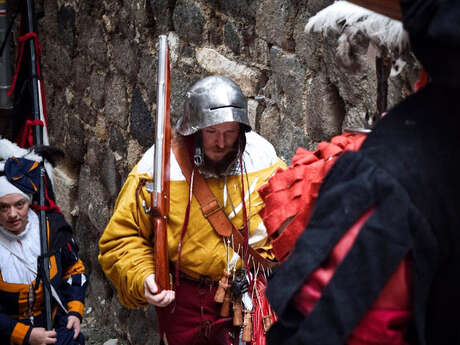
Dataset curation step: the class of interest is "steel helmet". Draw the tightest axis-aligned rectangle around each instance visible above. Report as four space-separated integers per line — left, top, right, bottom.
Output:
176 75 251 136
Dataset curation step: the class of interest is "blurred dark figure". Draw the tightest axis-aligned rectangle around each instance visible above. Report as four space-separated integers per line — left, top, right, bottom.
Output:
266 1 460 345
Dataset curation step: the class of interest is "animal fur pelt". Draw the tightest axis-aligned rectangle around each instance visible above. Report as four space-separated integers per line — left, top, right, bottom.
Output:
305 1 409 71
32 146 64 167
0 138 63 180
0 138 42 171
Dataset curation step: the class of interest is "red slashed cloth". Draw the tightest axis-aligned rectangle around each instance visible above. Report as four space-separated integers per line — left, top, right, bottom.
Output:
258 132 367 261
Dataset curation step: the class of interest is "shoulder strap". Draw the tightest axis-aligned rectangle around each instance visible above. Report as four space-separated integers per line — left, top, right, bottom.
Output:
172 138 276 269
172 137 232 237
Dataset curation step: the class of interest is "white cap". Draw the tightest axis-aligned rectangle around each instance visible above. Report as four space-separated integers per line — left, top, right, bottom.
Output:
0 176 31 201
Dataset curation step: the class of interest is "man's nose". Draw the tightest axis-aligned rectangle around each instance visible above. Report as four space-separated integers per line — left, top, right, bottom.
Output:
216 133 225 148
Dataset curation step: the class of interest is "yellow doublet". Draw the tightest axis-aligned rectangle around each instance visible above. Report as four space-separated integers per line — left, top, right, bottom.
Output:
98 132 285 309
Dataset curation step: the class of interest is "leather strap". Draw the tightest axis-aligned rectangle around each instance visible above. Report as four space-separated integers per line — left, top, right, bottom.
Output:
172 137 232 237
172 138 276 269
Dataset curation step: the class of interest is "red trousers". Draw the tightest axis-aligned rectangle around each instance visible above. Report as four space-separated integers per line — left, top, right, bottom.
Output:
155 275 235 345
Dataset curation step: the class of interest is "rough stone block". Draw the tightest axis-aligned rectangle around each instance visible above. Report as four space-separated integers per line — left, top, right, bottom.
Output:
257 102 282 149
269 46 307 124
224 21 243 55
58 5 76 56
130 88 154 149
255 0 296 51
112 37 139 78
305 72 345 141
105 75 129 128
53 166 78 224
196 47 261 96
89 72 106 110
173 1 205 45
78 163 111 231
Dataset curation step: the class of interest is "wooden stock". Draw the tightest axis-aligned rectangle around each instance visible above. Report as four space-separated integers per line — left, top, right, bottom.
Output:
153 216 170 291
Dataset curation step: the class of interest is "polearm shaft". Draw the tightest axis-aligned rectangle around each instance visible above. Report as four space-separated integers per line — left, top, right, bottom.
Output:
24 0 53 330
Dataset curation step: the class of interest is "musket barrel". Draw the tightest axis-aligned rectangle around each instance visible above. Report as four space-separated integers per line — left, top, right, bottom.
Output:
153 35 168 208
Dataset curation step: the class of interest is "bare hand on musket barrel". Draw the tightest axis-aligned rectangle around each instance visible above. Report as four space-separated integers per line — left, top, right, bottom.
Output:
144 274 175 307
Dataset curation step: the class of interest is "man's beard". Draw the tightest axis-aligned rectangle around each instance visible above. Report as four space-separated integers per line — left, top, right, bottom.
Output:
200 146 241 178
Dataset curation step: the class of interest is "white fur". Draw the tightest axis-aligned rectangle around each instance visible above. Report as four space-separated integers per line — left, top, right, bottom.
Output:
0 139 43 164
305 1 409 55
0 138 54 185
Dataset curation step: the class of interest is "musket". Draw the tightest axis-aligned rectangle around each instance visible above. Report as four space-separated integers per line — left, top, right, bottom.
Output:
152 35 171 292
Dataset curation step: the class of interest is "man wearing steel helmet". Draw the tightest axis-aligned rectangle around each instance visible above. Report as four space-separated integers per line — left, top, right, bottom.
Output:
99 75 285 344
266 1 460 345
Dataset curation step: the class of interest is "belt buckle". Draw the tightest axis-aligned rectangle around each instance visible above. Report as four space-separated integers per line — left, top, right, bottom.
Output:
201 199 222 218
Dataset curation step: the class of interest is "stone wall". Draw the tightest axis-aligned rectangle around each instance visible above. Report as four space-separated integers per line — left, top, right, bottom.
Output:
29 0 420 343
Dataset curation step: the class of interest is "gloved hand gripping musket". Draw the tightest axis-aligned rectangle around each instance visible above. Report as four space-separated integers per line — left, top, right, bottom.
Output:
152 35 172 292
